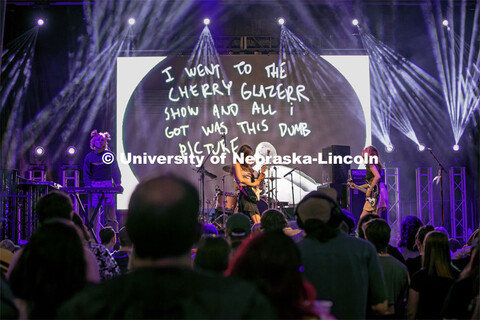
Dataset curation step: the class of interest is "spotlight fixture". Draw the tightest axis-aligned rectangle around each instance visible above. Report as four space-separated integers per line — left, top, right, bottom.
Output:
417 144 426 152
278 17 285 26
36 19 45 27
352 19 359 26
35 146 45 156
203 18 210 25
385 144 395 153
66 146 77 156
442 19 449 26
128 18 136 25
452 144 460 152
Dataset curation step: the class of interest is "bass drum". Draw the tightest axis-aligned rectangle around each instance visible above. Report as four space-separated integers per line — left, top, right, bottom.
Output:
256 199 268 215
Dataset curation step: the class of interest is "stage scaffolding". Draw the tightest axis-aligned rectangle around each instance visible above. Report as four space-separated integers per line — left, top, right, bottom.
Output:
449 167 468 242
386 167 400 243
416 167 434 226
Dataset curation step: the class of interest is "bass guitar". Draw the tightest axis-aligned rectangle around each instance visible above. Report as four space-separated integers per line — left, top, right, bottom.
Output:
347 179 379 207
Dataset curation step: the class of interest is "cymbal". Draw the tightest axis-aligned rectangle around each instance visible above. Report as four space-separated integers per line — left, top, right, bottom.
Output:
194 166 217 179
222 165 232 173
205 170 217 179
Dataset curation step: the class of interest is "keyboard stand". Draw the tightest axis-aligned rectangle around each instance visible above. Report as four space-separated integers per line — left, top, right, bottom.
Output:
74 192 105 244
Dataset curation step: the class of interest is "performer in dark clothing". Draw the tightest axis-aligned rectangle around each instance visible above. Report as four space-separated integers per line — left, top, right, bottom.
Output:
83 130 122 235
232 145 265 224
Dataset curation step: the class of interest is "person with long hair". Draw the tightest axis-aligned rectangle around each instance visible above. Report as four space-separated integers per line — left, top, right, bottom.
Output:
442 243 479 319
407 231 460 319
226 231 320 319
349 146 389 219
232 144 265 224
9 220 88 319
398 215 424 260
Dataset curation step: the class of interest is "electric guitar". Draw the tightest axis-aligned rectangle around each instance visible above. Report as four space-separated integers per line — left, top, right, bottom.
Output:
347 179 379 207
245 166 267 202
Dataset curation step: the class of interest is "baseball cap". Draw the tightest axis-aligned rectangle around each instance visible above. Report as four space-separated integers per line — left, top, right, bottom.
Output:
226 213 251 237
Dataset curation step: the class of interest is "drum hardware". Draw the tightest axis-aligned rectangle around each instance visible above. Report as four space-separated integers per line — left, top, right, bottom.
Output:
193 137 220 222
215 132 231 229
284 167 298 209
222 165 233 173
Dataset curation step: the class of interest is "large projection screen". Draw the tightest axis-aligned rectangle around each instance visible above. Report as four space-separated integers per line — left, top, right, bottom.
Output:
117 55 371 209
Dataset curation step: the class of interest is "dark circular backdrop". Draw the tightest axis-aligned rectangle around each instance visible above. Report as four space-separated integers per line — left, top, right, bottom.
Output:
123 54 365 192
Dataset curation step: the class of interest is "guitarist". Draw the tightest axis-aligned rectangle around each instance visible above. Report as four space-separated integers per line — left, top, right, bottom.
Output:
233 145 266 224
349 146 389 220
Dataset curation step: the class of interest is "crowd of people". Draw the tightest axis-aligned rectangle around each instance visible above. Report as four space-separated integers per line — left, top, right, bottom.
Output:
0 174 478 319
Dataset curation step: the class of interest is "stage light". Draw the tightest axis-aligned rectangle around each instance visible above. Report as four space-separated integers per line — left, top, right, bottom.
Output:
352 19 359 26
452 144 460 151
278 17 285 26
203 18 210 25
418 144 426 152
128 18 135 25
442 20 449 26
67 146 77 156
35 146 45 156
385 145 395 153
36 19 45 27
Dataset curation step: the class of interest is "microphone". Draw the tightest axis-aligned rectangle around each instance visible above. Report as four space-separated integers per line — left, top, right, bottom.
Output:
426 147 432 151
283 167 298 178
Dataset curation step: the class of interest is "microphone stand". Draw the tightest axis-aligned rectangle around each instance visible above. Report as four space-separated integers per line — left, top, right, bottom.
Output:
197 152 212 222
427 148 446 226
284 167 297 209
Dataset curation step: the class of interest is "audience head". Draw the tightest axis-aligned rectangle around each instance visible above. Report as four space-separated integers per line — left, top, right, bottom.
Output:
295 190 342 242
466 228 479 246
251 223 262 234
193 237 230 274
0 239 20 253
226 231 314 319
226 213 251 250
339 209 356 235
99 226 116 249
435 226 449 238
261 209 287 232
36 191 73 224
423 231 453 278
363 219 390 253
127 174 200 260
357 213 380 239
118 226 132 248
415 225 435 253
9 220 87 318
398 215 423 250
71 213 91 242
201 223 219 238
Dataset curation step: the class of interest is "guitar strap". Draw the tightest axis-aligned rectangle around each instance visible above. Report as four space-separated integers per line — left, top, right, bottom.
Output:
233 166 249 198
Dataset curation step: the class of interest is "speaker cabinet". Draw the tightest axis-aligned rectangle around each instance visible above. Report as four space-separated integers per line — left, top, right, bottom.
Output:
322 145 351 184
